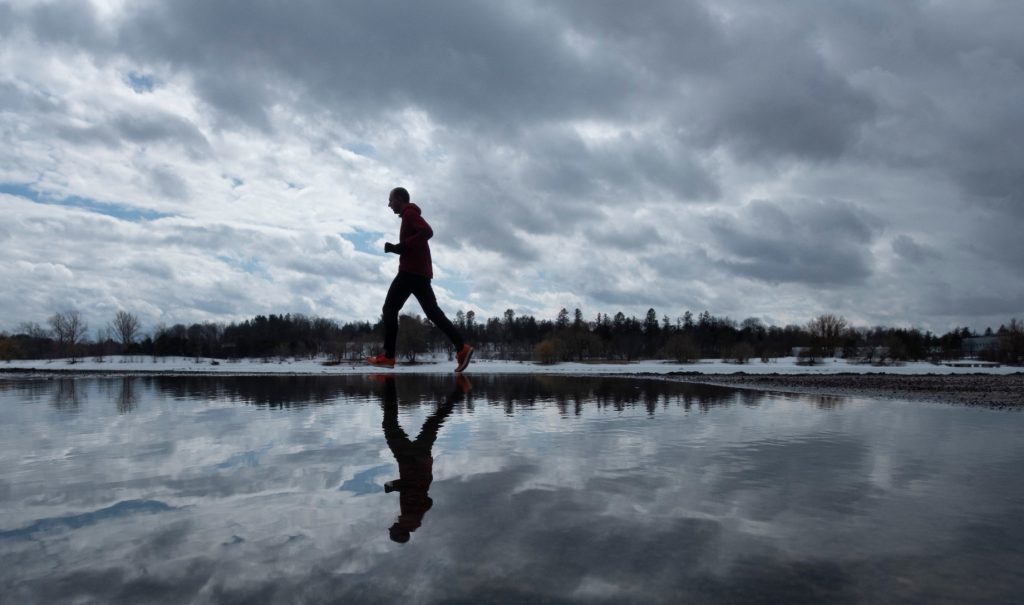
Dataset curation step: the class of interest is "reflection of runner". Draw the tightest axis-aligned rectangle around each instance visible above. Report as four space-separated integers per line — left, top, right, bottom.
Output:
379 375 471 543
368 187 473 373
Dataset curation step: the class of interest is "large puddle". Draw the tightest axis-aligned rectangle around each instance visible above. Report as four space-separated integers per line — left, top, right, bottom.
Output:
1 375 1022 604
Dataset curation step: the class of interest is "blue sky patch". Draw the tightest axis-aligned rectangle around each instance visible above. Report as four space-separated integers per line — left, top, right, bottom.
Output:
0 183 173 222
342 229 384 255
343 142 376 157
436 278 472 303
217 254 272 280
126 71 156 93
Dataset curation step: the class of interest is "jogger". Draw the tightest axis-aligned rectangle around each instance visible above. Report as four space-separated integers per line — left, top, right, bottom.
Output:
368 186 473 372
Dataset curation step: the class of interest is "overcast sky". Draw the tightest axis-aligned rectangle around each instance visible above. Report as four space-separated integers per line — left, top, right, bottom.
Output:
2 0 1022 335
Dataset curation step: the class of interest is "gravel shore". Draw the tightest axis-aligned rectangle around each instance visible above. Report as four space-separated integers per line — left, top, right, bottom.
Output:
665 372 1024 409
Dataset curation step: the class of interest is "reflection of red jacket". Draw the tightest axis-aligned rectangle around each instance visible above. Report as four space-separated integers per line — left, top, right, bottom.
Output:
399 203 434 278
396 456 434 532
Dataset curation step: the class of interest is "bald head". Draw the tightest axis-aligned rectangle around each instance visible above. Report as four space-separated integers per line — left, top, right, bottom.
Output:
390 187 410 204
388 187 410 215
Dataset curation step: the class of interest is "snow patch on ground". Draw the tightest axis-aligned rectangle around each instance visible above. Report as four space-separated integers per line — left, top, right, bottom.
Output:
2 356 1019 375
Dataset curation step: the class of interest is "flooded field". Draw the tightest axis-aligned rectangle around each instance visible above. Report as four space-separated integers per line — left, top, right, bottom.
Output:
1 375 1022 604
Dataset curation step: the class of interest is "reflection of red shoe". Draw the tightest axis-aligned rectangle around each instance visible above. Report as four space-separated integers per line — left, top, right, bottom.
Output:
454 344 473 373
368 354 395 369
455 374 472 394
367 374 394 383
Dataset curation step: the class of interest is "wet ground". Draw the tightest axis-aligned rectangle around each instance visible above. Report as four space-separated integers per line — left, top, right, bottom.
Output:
1 375 1022 604
665 372 1024 408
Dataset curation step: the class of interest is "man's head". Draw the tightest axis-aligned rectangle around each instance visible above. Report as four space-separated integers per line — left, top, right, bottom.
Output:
388 187 410 215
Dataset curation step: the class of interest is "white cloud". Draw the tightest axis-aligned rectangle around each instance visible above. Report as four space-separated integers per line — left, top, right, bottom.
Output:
1 0 1023 334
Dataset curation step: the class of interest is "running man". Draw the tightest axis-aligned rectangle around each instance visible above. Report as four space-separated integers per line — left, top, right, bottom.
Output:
368 187 473 372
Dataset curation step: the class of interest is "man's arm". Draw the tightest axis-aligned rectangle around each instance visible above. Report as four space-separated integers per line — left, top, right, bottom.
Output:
401 214 433 248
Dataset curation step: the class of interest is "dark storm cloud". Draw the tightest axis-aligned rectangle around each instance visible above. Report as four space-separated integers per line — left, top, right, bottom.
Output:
0 4 12 36
10 1 1023 187
973 219 1024 271
11 1 718 185
924 292 1024 319
892 234 939 264
147 167 189 200
23 0 103 48
113 0 639 130
0 81 64 114
708 199 883 286
113 114 211 155
521 131 720 201
54 112 211 157
698 51 877 162
2 0 885 202
557 1 878 163
191 71 275 133
554 0 728 76
585 222 664 252
440 180 544 262
5 0 1024 327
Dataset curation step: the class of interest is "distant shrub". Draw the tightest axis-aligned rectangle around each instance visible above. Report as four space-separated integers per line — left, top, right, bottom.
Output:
662 334 700 363
534 338 563 365
0 335 22 361
729 342 754 364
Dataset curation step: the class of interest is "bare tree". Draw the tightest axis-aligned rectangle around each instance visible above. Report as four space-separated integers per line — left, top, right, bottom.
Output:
0 331 20 361
110 310 140 353
396 314 429 362
18 322 50 339
807 314 848 358
93 326 111 362
49 310 88 361
14 322 50 358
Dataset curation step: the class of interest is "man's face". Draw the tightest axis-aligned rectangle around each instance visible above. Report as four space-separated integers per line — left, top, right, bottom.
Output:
388 195 402 215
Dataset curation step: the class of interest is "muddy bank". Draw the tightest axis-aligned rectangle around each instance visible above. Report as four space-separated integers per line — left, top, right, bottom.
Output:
664 373 1024 408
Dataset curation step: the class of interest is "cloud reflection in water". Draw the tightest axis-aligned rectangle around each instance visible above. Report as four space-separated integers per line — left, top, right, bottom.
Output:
0 375 1021 604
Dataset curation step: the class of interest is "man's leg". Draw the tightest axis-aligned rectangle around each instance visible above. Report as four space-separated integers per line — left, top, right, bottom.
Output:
382 273 415 359
409 275 464 350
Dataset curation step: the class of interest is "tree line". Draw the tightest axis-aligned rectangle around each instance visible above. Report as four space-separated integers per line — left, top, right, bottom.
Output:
1 308 1022 366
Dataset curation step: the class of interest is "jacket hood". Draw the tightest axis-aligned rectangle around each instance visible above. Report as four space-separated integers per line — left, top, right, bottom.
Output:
402 203 422 218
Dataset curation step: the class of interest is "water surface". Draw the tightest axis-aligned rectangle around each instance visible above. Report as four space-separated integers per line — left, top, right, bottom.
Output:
1 375 1022 604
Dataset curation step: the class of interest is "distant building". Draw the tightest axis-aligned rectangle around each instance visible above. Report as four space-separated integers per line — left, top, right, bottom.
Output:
963 336 999 358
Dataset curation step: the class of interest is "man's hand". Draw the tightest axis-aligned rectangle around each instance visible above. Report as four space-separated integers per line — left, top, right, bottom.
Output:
384 242 405 255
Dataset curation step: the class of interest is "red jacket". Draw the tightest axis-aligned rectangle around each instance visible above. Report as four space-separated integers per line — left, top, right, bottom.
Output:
398 203 434 278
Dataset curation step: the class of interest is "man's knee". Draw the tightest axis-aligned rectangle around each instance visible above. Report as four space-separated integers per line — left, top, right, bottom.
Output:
420 300 440 316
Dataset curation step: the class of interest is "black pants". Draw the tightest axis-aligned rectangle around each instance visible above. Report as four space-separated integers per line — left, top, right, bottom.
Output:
383 271 464 358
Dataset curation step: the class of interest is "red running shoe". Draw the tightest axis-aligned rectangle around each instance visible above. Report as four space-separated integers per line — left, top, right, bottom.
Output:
367 354 396 369
454 344 474 373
